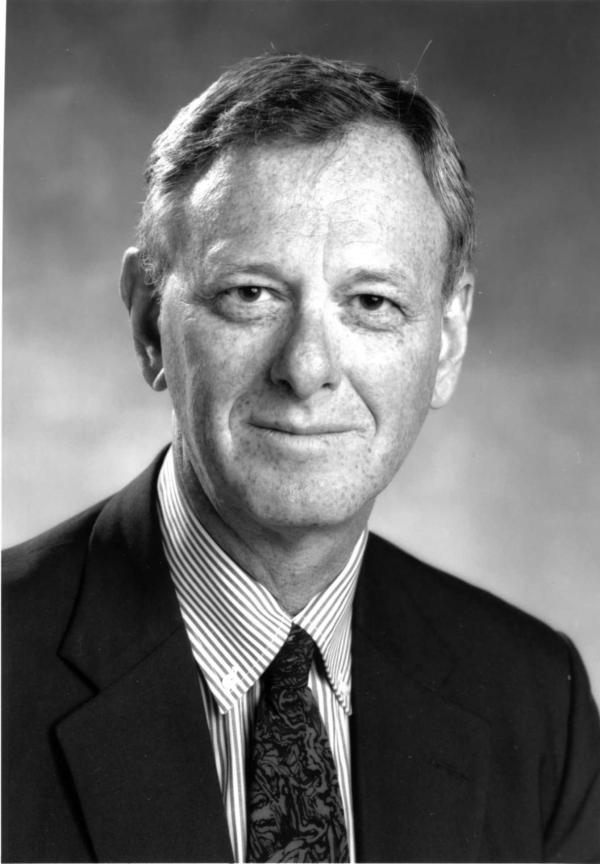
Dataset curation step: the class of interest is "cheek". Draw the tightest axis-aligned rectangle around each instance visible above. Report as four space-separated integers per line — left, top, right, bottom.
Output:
353 330 440 424
166 316 272 430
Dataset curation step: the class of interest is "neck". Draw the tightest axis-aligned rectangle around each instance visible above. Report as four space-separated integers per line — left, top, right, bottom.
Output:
171 438 370 616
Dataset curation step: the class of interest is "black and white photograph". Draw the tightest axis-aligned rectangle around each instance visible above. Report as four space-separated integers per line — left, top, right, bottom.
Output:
3 2 600 861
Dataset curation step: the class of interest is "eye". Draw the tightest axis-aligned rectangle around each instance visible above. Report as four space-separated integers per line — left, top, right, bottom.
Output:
344 291 407 331
357 294 387 311
211 283 284 323
236 286 264 302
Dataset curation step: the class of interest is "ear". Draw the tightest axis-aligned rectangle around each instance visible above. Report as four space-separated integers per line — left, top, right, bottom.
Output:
430 272 474 409
119 247 167 391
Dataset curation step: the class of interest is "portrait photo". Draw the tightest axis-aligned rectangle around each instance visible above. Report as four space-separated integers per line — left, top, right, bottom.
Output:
3 2 599 862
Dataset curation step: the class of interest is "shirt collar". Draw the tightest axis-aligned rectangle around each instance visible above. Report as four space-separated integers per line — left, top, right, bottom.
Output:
157 447 366 715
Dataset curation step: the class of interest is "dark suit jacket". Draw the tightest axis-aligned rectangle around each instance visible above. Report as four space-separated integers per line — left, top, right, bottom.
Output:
3 454 600 863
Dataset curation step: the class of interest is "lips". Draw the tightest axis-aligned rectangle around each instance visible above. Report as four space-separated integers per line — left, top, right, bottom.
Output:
250 419 356 435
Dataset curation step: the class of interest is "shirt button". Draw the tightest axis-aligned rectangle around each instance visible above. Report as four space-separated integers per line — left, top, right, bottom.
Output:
221 665 241 693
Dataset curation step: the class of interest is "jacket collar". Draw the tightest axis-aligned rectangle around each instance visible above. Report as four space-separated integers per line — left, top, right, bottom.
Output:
57 452 233 862
59 450 182 689
350 536 490 861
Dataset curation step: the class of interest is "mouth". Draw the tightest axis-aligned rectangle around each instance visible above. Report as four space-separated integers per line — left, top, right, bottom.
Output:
245 418 364 463
250 420 356 436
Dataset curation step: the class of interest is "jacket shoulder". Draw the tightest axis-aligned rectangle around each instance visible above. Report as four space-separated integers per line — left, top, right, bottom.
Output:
4 502 105 570
3 451 166 650
2 502 106 642
365 531 568 663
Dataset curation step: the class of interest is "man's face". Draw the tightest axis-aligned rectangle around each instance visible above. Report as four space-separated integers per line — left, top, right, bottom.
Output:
158 123 454 531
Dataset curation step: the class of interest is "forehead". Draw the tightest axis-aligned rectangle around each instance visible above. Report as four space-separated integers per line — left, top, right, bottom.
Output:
180 123 448 280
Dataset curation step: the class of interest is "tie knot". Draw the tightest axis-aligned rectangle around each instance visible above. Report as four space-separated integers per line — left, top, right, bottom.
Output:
264 625 315 692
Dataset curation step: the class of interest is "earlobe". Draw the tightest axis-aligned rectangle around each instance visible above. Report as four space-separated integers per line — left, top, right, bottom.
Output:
119 247 165 390
151 368 167 392
430 273 474 409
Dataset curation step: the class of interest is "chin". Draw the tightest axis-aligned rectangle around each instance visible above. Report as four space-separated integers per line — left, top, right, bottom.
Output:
230 474 375 532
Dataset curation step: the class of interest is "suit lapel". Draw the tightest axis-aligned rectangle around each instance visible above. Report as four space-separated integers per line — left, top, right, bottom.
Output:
351 538 490 862
57 455 232 863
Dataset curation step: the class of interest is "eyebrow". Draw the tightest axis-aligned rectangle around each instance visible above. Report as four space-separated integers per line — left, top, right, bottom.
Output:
342 265 415 288
204 260 415 288
205 259 283 279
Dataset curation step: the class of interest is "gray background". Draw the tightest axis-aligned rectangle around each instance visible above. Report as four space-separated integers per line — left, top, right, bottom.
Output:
4 1 599 698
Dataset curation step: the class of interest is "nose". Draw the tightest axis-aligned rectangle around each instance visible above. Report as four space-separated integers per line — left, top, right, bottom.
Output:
270 306 341 399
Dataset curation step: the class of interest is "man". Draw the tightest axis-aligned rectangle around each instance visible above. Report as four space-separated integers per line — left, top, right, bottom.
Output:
3 53 599 863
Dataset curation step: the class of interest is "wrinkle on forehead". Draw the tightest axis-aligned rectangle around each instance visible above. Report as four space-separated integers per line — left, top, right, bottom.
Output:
179 123 448 289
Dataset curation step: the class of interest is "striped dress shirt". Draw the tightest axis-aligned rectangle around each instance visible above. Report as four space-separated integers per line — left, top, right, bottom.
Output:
157 448 366 863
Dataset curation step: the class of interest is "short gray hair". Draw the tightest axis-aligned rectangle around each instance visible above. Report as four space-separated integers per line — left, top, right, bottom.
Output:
138 53 474 298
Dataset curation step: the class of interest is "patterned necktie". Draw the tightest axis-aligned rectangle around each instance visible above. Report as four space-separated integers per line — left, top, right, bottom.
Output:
247 624 349 863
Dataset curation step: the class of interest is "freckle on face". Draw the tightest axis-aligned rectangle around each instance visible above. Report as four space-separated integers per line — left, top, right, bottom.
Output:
160 123 448 532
